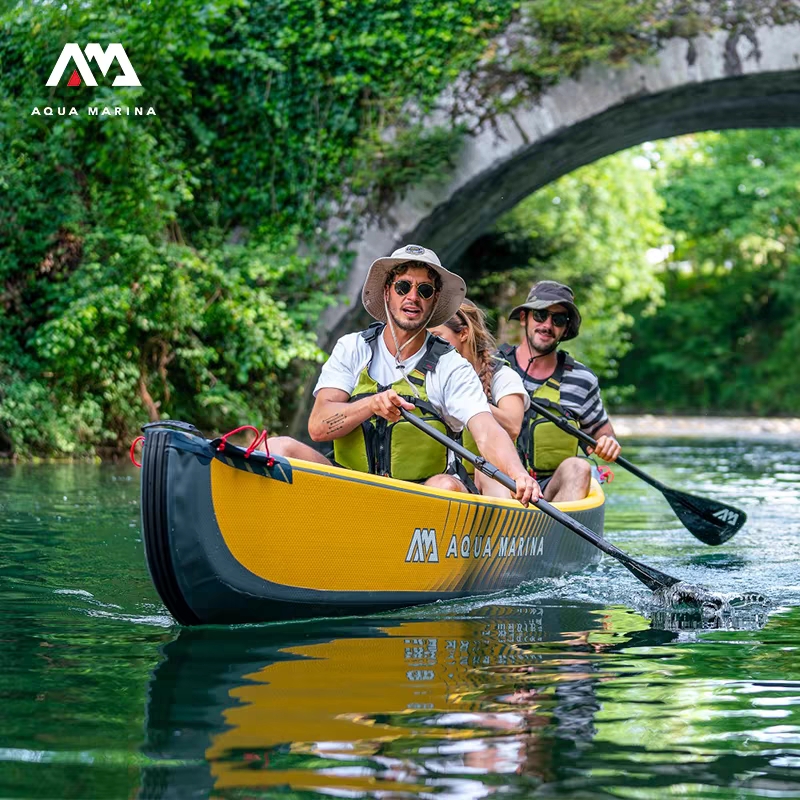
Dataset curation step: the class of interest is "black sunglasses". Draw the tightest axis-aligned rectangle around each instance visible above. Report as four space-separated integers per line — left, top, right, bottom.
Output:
531 308 570 327
392 279 436 300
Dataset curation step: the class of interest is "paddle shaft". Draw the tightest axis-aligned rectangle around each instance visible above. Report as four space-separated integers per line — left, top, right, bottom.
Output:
526 399 747 545
528 400 666 489
398 408 680 592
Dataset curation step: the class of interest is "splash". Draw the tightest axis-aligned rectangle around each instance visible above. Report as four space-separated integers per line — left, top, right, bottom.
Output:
650 582 769 630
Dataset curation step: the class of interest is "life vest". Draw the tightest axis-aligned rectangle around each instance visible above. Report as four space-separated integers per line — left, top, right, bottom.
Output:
333 323 457 481
459 357 506 477
498 345 580 477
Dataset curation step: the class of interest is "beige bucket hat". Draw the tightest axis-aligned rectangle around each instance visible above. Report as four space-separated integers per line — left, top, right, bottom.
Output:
361 244 467 329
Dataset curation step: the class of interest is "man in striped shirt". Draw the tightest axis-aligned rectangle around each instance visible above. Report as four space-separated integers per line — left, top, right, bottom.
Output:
499 280 621 502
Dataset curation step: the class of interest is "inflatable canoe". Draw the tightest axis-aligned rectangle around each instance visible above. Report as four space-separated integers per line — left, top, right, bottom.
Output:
139 421 606 625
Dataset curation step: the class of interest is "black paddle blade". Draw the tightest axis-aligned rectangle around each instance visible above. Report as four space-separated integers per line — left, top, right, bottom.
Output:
623 556 682 593
663 488 746 546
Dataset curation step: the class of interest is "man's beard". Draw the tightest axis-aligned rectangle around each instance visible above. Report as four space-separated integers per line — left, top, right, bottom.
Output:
527 327 559 355
389 306 428 333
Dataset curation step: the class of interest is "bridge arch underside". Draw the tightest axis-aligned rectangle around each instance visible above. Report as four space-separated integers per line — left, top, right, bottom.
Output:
326 69 800 347
424 71 800 268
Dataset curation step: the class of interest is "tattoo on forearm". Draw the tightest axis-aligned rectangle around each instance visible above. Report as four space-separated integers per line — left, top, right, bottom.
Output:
324 412 346 433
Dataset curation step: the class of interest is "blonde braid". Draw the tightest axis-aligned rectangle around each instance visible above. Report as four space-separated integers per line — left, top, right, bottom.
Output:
441 300 498 402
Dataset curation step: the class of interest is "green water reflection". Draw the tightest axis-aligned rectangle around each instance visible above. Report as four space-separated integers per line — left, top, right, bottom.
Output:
0 438 799 798
140 607 800 798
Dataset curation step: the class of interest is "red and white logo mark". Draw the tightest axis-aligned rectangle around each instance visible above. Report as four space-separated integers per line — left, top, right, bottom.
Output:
46 43 141 87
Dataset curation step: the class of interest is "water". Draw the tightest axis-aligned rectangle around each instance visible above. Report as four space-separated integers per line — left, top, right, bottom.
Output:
1 437 799 798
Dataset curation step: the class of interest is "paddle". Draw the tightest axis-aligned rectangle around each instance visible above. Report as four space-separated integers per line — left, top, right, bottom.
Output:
527 400 746 546
399 408 682 593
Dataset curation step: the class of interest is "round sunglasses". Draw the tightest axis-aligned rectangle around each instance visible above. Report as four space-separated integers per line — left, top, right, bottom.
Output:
392 279 436 300
530 308 570 328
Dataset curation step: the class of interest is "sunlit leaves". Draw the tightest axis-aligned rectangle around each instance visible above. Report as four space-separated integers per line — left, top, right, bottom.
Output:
615 130 800 413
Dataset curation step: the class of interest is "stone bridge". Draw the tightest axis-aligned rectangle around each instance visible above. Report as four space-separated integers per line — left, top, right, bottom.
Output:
321 22 800 346
293 21 800 434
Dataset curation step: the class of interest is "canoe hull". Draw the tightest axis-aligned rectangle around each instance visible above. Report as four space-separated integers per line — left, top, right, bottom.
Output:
141 424 605 625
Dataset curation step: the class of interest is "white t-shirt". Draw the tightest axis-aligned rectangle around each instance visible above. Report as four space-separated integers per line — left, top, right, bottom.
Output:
491 364 531 412
314 331 491 433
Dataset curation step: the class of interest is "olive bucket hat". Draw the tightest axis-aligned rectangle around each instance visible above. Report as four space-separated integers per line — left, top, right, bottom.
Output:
362 244 467 328
508 280 581 341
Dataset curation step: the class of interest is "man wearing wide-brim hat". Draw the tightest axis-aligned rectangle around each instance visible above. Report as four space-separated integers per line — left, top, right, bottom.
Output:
266 244 539 506
499 280 621 502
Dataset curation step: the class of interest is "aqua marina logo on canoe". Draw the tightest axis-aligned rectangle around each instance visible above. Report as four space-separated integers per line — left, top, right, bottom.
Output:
405 528 545 563
32 43 156 118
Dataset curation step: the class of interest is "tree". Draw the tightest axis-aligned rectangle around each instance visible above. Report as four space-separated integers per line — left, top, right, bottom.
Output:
614 130 800 414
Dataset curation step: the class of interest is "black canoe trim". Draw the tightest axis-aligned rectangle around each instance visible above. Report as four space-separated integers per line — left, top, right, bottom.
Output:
211 442 294 483
141 428 202 625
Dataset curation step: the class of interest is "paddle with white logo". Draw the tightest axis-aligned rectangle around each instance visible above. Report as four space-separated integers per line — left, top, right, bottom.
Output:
527 400 746 545
401 409 768 615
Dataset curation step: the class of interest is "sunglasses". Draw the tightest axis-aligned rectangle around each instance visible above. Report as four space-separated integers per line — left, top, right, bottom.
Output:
392 279 436 300
530 308 570 327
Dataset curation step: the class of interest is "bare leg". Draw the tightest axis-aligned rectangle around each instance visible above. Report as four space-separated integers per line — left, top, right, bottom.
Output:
264 436 332 466
474 470 513 499
424 474 469 494
542 457 592 502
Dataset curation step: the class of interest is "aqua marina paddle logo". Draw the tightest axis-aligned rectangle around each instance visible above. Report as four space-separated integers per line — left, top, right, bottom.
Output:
712 508 740 527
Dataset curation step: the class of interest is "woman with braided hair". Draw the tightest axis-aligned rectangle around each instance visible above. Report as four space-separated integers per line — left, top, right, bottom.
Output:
430 300 530 498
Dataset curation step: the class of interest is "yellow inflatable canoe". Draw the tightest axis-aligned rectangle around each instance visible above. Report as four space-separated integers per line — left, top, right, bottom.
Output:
140 422 605 624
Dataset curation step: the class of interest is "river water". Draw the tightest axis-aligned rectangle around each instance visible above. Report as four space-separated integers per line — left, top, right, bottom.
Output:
1 436 799 798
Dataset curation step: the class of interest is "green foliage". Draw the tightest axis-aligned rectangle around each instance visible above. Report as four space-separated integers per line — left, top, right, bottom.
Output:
515 0 660 80
614 130 800 414
465 0 800 126
2 231 325 455
166 0 517 231
0 369 105 457
475 130 800 416
0 0 514 456
352 124 469 209
469 0 672 119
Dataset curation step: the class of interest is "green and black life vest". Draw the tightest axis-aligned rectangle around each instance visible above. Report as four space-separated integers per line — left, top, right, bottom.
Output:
333 323 458 482
498 345 580 477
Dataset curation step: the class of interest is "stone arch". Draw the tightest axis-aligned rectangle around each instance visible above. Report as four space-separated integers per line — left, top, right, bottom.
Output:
320 24 800 347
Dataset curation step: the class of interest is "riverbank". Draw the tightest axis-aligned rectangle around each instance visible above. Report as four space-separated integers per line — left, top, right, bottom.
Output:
614 415 800 440
3 415 800 461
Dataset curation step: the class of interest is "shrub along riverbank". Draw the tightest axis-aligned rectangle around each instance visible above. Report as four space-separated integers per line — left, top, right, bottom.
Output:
2 1 799 458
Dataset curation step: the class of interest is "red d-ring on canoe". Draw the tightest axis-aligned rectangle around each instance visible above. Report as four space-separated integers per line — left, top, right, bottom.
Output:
244 429 275 467
217 425 260 453
218 425 275 467
130 436 145 468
